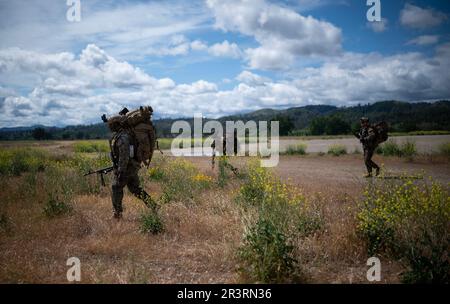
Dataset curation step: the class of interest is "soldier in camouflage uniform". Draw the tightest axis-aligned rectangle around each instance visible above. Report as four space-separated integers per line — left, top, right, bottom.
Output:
111 128 157 219
355 117 380 178
211 131 239 174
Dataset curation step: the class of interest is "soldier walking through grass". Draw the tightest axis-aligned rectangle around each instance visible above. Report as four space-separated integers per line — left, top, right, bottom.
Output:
355 117 381 178
110 127 158 219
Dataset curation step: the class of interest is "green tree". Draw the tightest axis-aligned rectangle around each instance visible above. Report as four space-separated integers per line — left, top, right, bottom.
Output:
324 116 351 135
32 127 51 140
309 117 327 135
273 115 295 136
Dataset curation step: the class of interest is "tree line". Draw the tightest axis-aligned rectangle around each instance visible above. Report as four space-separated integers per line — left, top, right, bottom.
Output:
1 100 449 140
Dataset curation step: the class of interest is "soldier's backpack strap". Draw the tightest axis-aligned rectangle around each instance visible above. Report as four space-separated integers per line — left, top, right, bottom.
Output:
110 132 121 167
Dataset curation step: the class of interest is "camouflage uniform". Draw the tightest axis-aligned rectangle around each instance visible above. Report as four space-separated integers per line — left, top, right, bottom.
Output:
356 124 380 176
211 134 239 175
111 130 156 218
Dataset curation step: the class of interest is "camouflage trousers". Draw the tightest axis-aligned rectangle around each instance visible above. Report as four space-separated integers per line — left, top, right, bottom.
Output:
364 147 380 174
111 163 157 214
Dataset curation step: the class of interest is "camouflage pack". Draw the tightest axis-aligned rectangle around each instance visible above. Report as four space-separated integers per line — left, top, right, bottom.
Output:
103 106 156 166
373 121 389 145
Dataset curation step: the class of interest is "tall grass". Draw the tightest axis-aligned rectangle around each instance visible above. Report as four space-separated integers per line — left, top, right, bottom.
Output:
150 158 214 204
236 162 322 283
376 139 417 160
327 144 347 156
357 178 449 283
73 141 109 153
139 210 164 234
0 148 49 175
439 142 450 158
283 143 307 156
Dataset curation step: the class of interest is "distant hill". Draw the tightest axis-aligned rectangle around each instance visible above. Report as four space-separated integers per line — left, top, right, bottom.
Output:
1 100 449 140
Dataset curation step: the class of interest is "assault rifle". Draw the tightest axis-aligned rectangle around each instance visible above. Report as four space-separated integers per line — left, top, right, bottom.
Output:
84 166 114 186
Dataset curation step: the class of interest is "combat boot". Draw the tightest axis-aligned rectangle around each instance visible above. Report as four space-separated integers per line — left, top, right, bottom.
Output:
139 190 159 213
113 212 122 220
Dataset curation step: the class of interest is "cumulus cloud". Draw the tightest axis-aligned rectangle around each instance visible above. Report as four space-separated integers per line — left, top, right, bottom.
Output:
190 40 209 51
236 71 270 86
407 35 440 46
367 18 389 33
206 0 342 70
400 4 447 29
1 43 450 127
208 41 243 58
189 39 243 58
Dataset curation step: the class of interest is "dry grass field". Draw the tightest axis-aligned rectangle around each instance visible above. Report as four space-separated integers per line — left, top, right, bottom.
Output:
0 139 449 284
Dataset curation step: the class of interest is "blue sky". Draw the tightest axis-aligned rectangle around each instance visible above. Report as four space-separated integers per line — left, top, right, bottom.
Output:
0 0 449 127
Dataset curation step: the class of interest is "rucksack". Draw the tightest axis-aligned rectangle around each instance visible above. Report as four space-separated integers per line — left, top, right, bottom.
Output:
103 106 156 167
373 121 389 145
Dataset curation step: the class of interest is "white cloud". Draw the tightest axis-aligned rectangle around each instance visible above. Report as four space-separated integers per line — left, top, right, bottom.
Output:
400 4 447 29
206 0 342 70
1 43 450 127
177 80 218 94
190 40 209 51
367 18 389 33
407 35 440 46
208 40 242 58
0 1 209 60
236 71 270 86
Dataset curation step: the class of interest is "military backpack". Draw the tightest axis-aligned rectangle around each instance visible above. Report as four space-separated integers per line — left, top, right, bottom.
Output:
372 121 389 145
103 106 156 167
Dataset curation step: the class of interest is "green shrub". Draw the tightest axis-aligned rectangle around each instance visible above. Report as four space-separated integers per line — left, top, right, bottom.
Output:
357 178 450 283
377 140 417 160
296 208 323 237
0 148 49 175
284 143 307 156
239 218 297 283
439 142 450 157
218 156 238 188
159 158 211 204
236 163 320 283
50 153 111 195
147 166 165 181
401 140 417 161
73 141 109 153
376 140 401 156
139 211 164 234
237 164 272 208
327 144 347 156
43 197 72 218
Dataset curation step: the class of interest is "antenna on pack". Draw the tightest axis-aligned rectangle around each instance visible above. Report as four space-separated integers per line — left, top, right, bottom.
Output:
119 107 129 116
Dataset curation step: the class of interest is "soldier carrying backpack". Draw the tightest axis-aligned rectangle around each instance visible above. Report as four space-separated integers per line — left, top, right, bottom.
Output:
102 106 158 220
354 117 389 178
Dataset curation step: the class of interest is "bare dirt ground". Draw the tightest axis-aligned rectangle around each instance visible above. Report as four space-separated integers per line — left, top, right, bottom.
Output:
188 154 450 198
164 135 450 155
